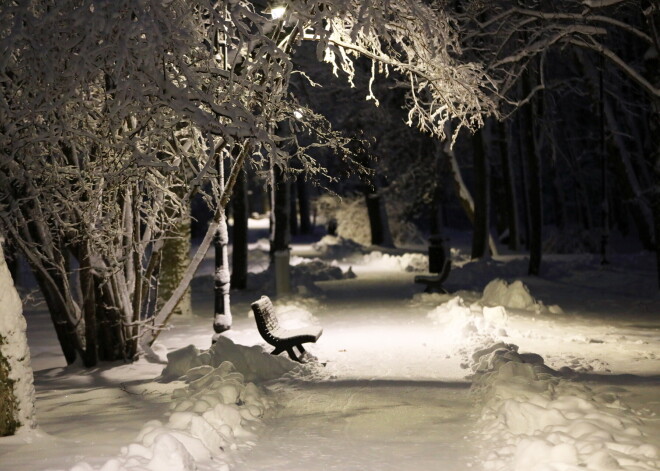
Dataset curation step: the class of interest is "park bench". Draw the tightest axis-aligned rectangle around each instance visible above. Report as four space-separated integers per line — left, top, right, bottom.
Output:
250 295 322 363
414 235 451 293
414 257 451 293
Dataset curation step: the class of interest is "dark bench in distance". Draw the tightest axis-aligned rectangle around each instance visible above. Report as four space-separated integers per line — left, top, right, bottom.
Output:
250 296 322 362
414 257 451 293
415 235 451 293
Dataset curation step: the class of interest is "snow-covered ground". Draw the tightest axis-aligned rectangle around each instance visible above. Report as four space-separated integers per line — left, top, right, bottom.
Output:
1 221 659 471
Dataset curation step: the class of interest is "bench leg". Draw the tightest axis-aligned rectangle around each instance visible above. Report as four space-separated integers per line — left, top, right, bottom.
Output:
295 344 307 354
286 347 301 362
424 283 447 294
271 346 284 356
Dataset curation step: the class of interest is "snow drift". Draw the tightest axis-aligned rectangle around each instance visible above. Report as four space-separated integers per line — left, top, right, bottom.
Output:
68 336 301 471
471 343 659 471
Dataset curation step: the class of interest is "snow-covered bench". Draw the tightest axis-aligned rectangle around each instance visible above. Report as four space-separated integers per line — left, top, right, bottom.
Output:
250 296 322 363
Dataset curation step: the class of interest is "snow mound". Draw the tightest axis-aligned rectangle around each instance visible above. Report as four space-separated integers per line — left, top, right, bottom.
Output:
0 242 36 433
480 279 563 315
480 279 536 310
427 296 508 350
356 251 428 272
70 357 274 471
161 336 298 383
471 343 660 471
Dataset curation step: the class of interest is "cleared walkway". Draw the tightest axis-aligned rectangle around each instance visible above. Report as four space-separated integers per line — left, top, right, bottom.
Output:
233 380 476 471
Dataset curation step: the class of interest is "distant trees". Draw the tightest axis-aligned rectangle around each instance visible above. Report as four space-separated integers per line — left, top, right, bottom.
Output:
451 0 658 276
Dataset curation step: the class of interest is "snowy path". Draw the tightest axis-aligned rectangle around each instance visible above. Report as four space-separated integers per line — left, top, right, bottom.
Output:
226 270 480 470
233 381 475 471
6 239 660 471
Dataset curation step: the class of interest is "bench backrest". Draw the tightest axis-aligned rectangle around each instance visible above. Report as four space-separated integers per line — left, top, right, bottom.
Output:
251 296 281 344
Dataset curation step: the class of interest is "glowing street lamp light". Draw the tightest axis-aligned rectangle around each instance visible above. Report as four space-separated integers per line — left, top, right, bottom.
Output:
270 5 286 20
293 109 303 120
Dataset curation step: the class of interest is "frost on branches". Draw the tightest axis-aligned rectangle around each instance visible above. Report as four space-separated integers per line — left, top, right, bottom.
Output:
278 0 498 142
0 240 36 436
0 0 496 366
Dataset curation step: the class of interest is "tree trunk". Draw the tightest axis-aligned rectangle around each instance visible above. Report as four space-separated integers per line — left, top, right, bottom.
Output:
270 163 291 257
297 177 313 235
289 180 299 236
78 243 98 367
471 127 489 259
577 51 655 251
515 115 531 251
430 141 445 236
30 261 81 364
158 207 192 318
231 166 249 290
445 136 499 256
522 71 543 276
646 39 660 287
0 241 36 436
498 121 520 250
363 186 394 248
214 155 232 333
548 149 567 231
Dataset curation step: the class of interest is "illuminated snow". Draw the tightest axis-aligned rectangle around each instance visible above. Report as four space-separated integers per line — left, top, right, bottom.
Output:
1 227 659 471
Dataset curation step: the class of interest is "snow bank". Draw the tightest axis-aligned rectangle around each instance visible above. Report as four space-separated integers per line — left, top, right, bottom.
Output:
480 279 536 310
69 337 296 471
161 336 298 383
480 279 563 315
313 236 428 272
471 343 660 471
355 251 428 272
0 241 36 433
427 296 508 354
